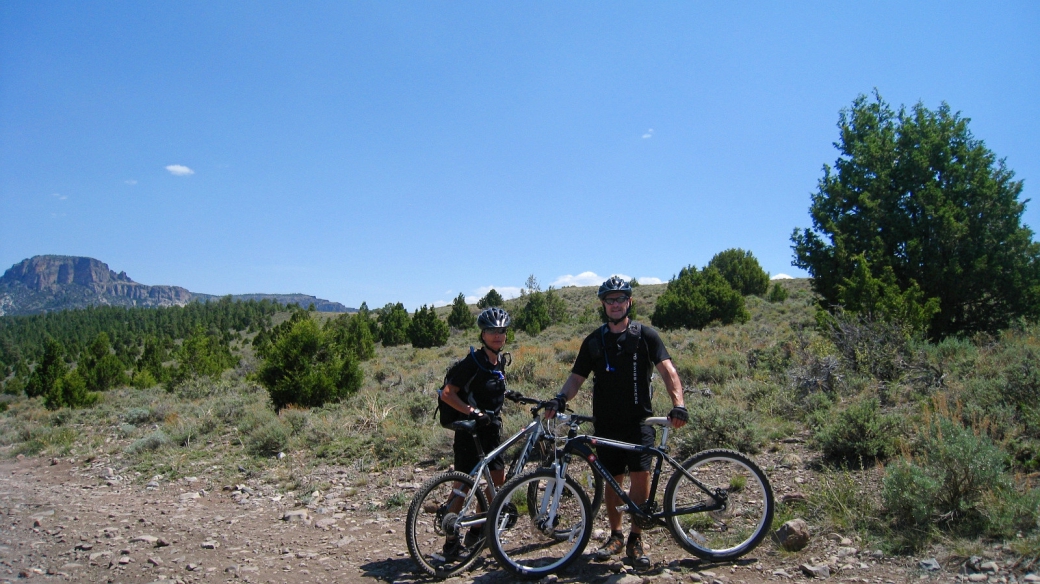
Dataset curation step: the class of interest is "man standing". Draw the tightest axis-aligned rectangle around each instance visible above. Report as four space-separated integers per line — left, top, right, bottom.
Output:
546 276 687 569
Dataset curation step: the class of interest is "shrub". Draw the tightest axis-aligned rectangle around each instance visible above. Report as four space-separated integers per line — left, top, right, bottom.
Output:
882 458 941 529
882 414 1010 531
257 317 364 410
672 399 763 459
122 407 159 426
707 248 769 296
813 397 899 465
408 305 449 348
651 266 749 330
446 293 476 330
127 430 171 454
247 419 289 456
819 310 914 382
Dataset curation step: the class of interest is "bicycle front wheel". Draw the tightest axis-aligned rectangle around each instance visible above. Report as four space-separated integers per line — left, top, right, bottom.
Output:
664 449 774 561
405 471 489 578
488 469 593 579
529 454 604 531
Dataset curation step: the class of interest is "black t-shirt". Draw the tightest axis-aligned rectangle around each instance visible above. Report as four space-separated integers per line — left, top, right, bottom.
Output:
444 348 507 415
571 321 670 431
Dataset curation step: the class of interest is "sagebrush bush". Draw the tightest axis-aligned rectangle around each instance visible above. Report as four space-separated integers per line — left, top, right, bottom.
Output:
882 414 1010 534
127 430 171 454
813 397 899 465
672 398 763 459
247 419 289 456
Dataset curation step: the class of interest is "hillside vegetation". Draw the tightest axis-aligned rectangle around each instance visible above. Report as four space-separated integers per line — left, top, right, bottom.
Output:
2 278 1039 561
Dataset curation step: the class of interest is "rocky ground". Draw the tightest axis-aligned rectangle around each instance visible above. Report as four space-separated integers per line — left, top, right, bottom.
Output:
2 443 1035 584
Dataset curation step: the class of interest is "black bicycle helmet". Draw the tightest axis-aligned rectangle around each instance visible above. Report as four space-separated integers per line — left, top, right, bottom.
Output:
477 307 511 330
597 276 632 299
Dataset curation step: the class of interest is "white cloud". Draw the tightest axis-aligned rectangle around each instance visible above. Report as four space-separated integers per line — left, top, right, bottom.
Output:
165 164 195 176
124 179 137 185
51 193 67 201
771 273 794 280
642 128 654 139
637 277 663 285
432 300 450 308
552 272 603 287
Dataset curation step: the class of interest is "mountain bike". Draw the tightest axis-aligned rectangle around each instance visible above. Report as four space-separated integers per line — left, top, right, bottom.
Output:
405 392 603 578
485 414 774 579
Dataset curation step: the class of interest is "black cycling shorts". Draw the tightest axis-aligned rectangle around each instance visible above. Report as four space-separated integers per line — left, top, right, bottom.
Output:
453 424 504 475
594 424 656 477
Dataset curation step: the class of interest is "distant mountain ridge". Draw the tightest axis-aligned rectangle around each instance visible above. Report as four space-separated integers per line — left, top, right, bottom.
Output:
0 255 352 316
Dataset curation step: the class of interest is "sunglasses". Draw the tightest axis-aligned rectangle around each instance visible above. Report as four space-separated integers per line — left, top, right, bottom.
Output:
485 327 508 335
602 296 631 305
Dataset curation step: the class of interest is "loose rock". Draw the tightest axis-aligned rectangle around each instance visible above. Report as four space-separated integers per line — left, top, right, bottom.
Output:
774 518 811 552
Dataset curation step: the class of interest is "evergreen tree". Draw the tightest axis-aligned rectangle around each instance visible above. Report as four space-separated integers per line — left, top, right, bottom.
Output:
767 282 789 303
515 291 552 335
80 332 128 392
707 248 770 296
44 369 99 410
477 289 505 309
324 313 376 361
446 293 476 330
25 338 67 399
355 301 380 340
167 326 237 387
651 266 749 330
409 305 450 348
792 92 1040 338
545 287 569 325
378 302 411 346
136 336 168 382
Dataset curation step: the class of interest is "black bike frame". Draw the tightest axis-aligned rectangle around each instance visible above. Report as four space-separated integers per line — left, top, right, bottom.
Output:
553 429 726 527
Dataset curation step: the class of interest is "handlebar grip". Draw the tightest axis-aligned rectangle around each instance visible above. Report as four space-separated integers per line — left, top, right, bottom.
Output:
643 417 671 427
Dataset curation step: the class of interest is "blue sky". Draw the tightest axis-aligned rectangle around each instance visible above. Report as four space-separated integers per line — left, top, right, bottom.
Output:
2 2 1038 310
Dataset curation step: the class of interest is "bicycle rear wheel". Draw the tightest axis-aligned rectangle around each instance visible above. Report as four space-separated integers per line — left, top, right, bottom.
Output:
405 471 489 578
488 469 593 579
664 449 774 561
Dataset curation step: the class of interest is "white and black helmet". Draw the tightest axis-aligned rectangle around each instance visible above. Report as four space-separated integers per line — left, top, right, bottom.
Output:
477 307 511 330
597 276 632 299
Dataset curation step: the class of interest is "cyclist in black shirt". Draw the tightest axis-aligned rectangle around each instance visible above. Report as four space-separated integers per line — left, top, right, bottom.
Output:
437 306 512 556
545 276 687 568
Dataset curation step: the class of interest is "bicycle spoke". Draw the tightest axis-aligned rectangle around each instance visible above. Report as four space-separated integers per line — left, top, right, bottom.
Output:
488 469 592 579
664 450 774 561
406 471 488 578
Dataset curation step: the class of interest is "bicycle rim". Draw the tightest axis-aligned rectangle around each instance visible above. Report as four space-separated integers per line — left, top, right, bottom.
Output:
664 449 774 561
489 469 593 579
405 471 489 578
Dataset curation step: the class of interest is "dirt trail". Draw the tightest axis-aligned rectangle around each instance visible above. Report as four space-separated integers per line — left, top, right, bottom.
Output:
0 451 960 584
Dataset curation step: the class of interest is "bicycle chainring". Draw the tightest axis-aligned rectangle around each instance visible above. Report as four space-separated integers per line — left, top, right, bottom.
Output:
632 502 662 531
